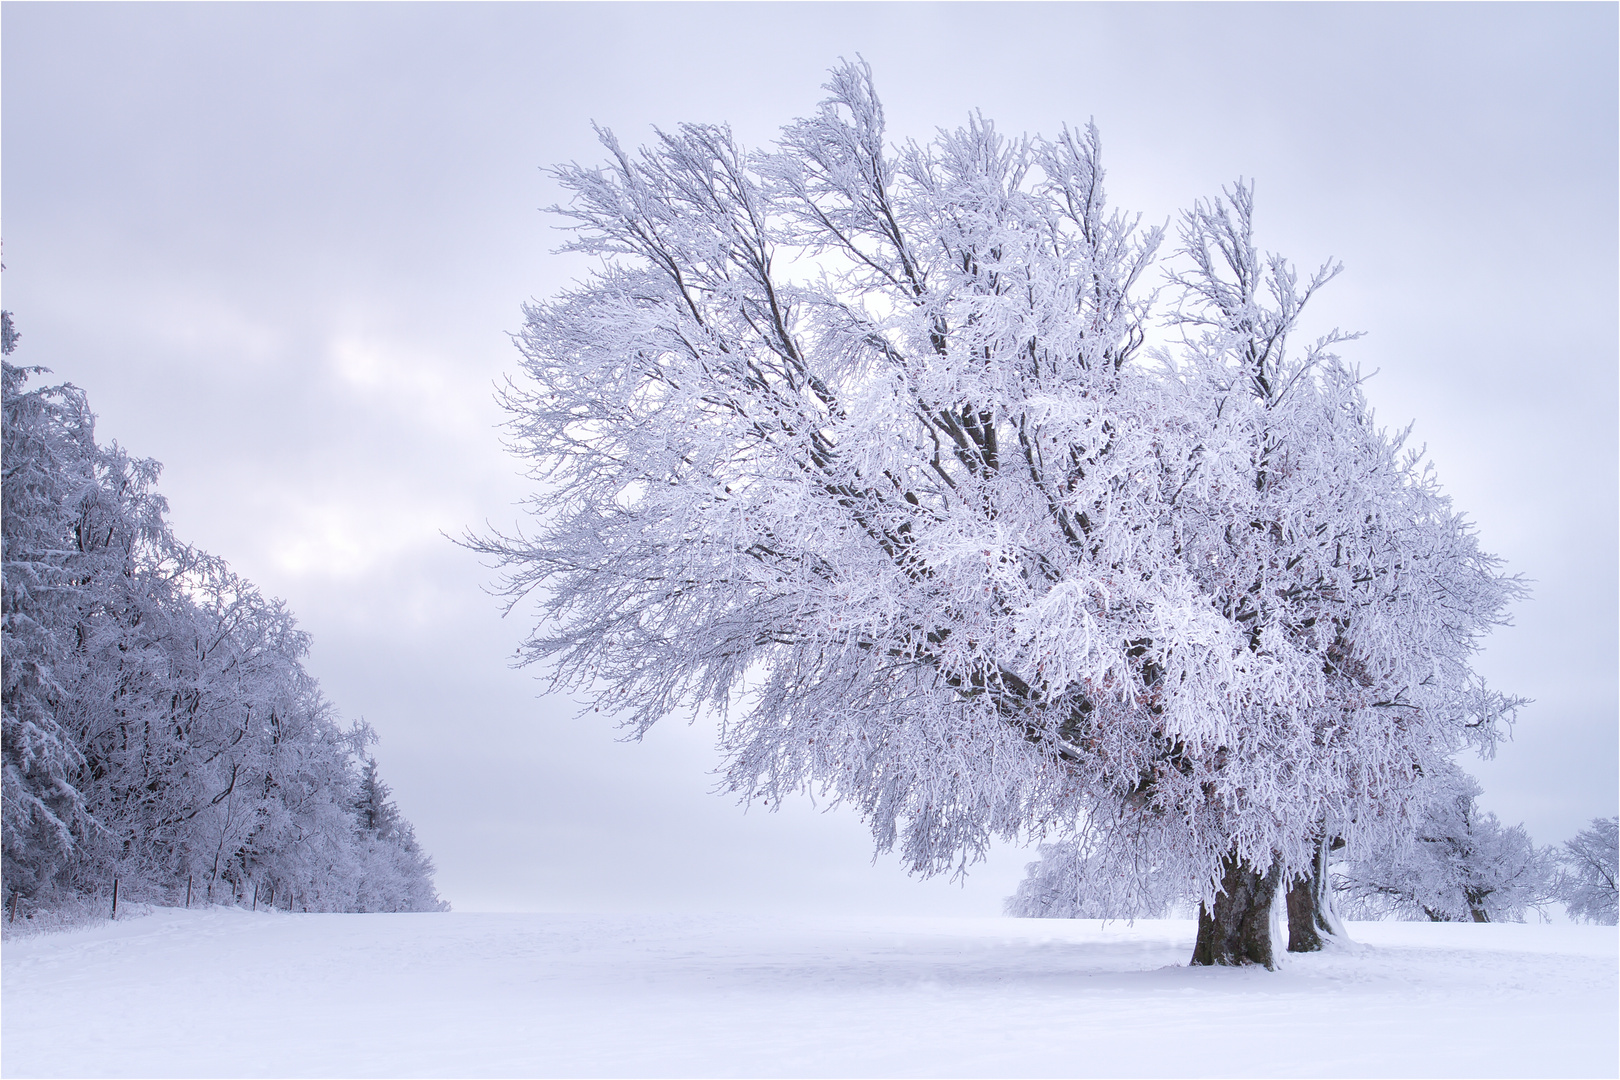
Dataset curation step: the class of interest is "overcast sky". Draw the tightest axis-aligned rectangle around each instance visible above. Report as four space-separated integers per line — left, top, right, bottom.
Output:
4 2 1615 915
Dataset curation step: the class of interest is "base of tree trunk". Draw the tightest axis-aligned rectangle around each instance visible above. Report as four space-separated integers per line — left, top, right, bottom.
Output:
1191 852 1282 970
1286 836 1341 953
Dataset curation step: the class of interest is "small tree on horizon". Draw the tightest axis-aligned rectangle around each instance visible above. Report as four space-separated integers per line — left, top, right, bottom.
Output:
1554 816 1618 925
1337 763 1556 923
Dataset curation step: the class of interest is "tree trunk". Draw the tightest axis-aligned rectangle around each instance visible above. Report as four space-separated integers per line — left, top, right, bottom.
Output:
1286 835 1343 952
1285 878 1325 951
1191 852 1282 969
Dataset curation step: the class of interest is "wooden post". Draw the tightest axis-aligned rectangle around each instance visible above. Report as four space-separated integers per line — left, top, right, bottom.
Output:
185 874 193 909
8 889 19 923
251 882 257 912
111 877 119 920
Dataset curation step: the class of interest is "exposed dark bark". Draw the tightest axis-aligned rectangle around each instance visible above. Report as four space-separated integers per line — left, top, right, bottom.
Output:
1286 834 1342 952
1191 852 1282 969
1285 878 1324 952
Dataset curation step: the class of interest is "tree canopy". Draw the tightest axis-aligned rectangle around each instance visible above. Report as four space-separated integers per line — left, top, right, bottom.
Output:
477 62 1522 965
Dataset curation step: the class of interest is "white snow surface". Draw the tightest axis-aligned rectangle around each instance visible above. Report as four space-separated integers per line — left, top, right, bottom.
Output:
4 907 1615 1078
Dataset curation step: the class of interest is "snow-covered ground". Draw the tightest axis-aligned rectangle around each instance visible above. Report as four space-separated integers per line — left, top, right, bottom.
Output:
3 907 1614 1078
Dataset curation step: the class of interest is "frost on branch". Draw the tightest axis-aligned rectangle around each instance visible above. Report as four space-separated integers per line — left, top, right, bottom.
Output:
475 63 1524 960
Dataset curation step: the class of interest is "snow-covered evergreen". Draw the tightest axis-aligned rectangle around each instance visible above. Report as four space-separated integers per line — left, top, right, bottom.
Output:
348 752 443 913
1 322 444 917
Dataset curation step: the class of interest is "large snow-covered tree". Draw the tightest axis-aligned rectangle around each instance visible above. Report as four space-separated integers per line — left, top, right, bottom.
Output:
478 61 1172 880
478 62 1522 968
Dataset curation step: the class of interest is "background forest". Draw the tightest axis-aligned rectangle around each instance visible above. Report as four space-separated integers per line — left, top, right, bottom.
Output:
2 311 444 920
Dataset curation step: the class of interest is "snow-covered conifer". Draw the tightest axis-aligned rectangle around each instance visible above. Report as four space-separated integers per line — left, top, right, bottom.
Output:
354 755 403 841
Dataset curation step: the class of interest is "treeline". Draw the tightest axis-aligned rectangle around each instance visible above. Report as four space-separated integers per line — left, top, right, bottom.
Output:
2 312 444 918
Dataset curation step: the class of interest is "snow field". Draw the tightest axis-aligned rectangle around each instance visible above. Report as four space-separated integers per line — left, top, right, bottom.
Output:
3 907 1615 1078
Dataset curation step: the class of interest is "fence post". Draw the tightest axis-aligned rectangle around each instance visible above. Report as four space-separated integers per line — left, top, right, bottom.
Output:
111 877 119 920
186 875 193 909
8 889 19 924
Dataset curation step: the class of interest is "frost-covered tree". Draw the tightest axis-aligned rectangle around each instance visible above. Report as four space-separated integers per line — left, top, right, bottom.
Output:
1338 764 1554 923
2 326 97 896
354 755 404 841
1005 839 1188 920
1553 817 1618 925
347 751 443 912
478 62 1521 969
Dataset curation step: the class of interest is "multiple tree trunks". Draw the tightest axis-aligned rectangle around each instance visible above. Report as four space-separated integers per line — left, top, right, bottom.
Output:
1191 853 1283 970
1194 841 1346 966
